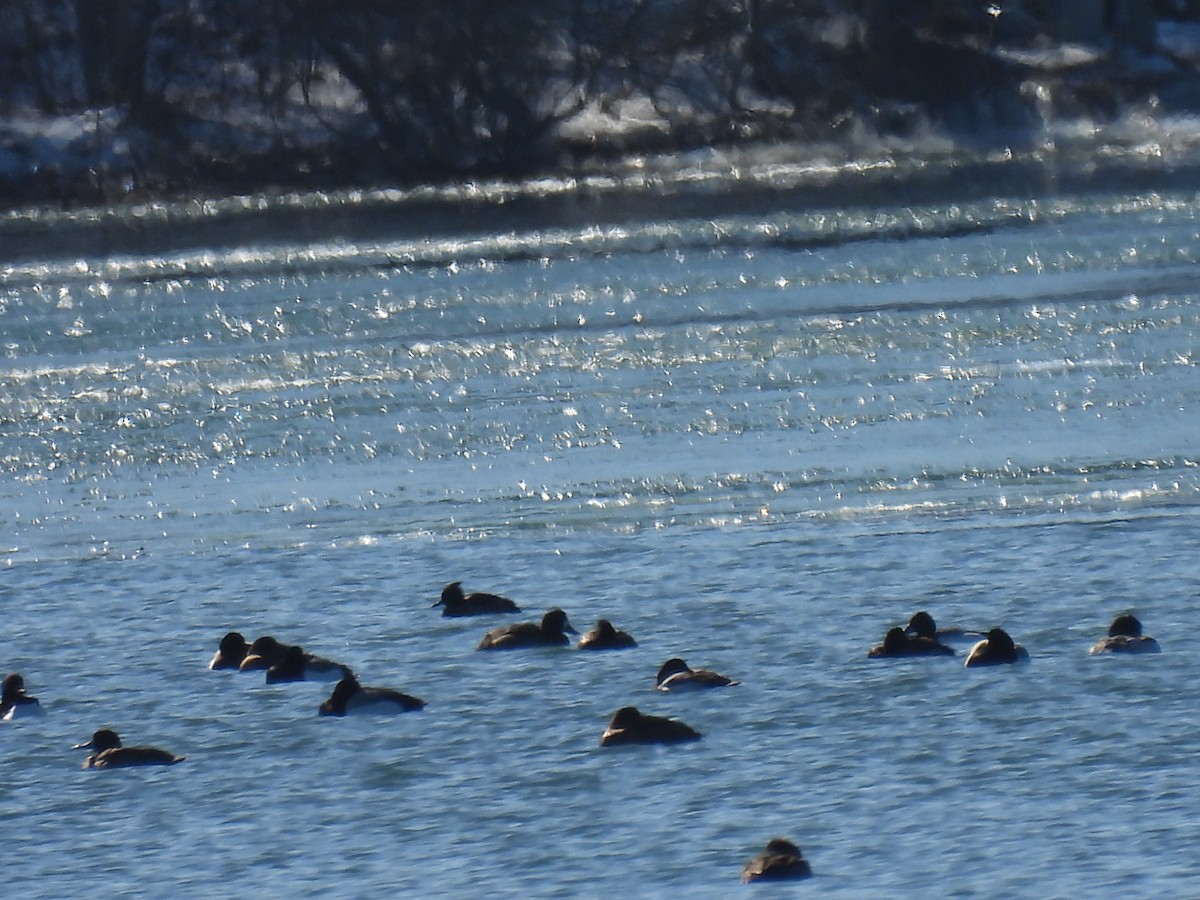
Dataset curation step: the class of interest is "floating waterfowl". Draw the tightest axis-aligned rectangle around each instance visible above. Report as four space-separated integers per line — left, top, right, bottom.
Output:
599 706 701 746
434 581 521 617
654 658 738 691
74 729 185 768
577 619 637 650
265 644 351 683
904 610 983 645
1 673 44 720
965 627 1029 667
741 837 813 883
868 626 955 658
477 608 576 650
239 635 288 671
319 672 425 716
1089 613 1161 655
208 632 250 670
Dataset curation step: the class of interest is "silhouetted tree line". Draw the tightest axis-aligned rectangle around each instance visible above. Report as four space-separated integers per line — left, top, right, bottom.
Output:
0 1 1197 205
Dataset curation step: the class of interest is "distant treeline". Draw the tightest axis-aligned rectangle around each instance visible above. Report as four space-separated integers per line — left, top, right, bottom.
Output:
1 1 1198 206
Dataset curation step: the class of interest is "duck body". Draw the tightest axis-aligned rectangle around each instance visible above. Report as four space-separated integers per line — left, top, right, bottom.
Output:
208 631 250 670
965 628 1030 667
577 619 637 650
600 706 701 746
868 627 955 659
75 729 185 768
0 673 44 720
1089 614 1161 655
435 582 521 617
265 644 351 683
477 609 576 650
654 658 738 691
1091 634 1161 655
741 838 813 883
319 673 425 716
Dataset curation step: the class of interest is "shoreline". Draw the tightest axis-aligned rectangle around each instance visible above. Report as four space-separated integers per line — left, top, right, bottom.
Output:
5 133 1200 280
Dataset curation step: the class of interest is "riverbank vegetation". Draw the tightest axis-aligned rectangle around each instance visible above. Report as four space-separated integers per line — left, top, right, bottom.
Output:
3 1 1200 209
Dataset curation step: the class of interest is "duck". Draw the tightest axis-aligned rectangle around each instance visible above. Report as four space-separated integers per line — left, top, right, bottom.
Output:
1089 614 1161 655
477 608 576 650
208 632 250 670
318 672 425 716
904 610 983 645
74 729 185 768
577 619 637 650
1 673 44 720
868 626 955 659
741 837 813 883
265 644 352 683
434 581 521 617
654 658 739 691
599 706 701 746
238 635 288 672
964 627 1030 667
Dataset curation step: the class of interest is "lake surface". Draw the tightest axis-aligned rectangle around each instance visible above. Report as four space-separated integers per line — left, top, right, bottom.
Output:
2 143 1199 896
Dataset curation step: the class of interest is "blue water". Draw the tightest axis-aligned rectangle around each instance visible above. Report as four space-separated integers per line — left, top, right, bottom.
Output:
2 150 1200 896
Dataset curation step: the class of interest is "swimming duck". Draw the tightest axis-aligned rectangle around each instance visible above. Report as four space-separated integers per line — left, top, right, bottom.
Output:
964 627 1029 667
654 658 739 691
1089 614 1161 655
74 729 185 768
868 626 955 659
477 608 576 650
318 672 425 716
1 673 44 720
904 610 983 645
208 632 250 670
265 644 352 683
238 635 287 672
434 581 521 617
577 619 637 650
741 838 813 883
599 706 701 746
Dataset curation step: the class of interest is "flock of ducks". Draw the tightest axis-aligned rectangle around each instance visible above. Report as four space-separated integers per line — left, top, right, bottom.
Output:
865 610 1159 663
1 582 1162 883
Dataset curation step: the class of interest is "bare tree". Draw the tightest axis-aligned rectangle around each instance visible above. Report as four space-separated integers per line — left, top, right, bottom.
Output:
288 0 590 175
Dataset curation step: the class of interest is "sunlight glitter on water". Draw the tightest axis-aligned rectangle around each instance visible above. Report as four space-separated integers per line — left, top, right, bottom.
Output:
3 160 1200 895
